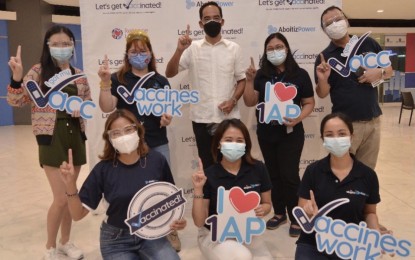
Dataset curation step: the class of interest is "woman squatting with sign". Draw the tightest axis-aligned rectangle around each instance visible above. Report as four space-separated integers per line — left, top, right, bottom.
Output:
192 119 273 259
59 109 186 259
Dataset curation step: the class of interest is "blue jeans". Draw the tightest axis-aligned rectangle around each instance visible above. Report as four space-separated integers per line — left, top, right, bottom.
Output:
100 222 179 260
152 143 171 166
295 243 342 260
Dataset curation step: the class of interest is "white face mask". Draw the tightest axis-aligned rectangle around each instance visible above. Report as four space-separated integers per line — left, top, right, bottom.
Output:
50 46 74 63
323 136 351 157
111 132 140 154
324 20 348 40
220 142 246 162
266 49 287 66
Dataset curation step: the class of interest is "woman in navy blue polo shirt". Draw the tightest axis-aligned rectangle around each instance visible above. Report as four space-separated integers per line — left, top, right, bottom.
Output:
192 119 273 259
295 112 381 259
244 32 315 237
59 109 186 259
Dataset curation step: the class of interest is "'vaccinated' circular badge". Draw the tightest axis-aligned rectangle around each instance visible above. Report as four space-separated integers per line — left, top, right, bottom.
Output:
124 182 187 240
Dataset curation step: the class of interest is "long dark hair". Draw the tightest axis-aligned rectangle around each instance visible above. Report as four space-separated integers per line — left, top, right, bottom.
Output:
99 109 149 161
211 119 255 165
40 25 75 94
259 32 300 80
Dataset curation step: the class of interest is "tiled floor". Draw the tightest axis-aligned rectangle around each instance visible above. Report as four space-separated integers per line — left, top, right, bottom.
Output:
0 104 414 259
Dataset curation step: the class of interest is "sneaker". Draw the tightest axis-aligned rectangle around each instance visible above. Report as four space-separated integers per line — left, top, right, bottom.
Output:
58 241 83 259
166 230 181 252
289 225 302 237
43 247 57 260
266 215 287 230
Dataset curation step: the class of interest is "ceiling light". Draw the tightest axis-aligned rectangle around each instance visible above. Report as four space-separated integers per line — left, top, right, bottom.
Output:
377 10 384 13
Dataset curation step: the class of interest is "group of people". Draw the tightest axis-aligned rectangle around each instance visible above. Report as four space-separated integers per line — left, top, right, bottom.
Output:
6 1 392 260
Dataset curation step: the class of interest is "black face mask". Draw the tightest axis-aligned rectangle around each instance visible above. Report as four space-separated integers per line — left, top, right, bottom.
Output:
203 21 222 38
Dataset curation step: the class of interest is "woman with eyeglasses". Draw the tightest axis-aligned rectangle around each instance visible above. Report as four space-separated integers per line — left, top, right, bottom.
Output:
98 30 173 165
243 32 315 237
97 30 181 250
7 25 90 259
59 109 186 259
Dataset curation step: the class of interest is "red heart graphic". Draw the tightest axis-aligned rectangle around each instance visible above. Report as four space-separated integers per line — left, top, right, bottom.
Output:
273 82 297 102
228 187 260 213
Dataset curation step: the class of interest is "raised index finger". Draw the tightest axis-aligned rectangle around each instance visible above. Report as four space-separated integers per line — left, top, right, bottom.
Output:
309 190 316 204
16 45 21 59
186 24 190 37
104 54 109 68
68 148 73 166
250 57 255 68
198 157 204 173
319 53 326 64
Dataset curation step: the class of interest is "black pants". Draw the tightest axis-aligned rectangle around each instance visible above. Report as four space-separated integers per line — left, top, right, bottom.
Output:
258 129 304 224
192 121 215 169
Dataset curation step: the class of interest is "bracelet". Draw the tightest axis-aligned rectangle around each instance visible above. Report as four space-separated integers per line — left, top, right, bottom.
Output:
192 194 204 199
66 190 78 198
100 80 112 90
231 97 237 105
10 77 23 89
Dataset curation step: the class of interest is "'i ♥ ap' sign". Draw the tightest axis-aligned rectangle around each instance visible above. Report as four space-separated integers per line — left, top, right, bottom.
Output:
256 81 301 124
206 186 266 244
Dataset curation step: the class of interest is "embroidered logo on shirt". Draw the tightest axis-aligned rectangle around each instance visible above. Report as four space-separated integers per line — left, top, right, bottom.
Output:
243 184 260 190
346 190 369 197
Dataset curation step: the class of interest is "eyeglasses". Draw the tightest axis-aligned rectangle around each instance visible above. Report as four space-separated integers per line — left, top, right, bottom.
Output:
202 17 222 24
266 45 285 52
47 41 74 48
323 15 346 28
127 50 148 57
107 124 137 139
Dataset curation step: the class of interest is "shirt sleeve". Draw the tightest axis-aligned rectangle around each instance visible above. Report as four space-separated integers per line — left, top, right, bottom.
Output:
298 164 314 200
234 44 246 82
110 73 119 98
366 170 381 204
178 47 191 72
161 157 175 185
299 68 315 99
78 163 105 210
253 69 263 93
258 161 272 192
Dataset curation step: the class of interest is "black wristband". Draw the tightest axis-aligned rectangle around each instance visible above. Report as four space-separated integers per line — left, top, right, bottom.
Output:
10 77 23 89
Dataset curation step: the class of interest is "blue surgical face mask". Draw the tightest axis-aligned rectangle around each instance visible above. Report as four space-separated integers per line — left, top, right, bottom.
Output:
323 136 351 157
50 46 73 63
220 142 246 162
128 53 151 70
266 49 287 66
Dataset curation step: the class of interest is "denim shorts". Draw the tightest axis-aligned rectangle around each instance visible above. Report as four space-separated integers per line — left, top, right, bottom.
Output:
100 221 179 260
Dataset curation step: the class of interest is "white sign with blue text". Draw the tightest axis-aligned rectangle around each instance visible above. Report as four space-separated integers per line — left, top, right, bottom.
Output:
292 199 412 259
117 71 200 117
206 186 266 244
256 81 301 124
24 69 96 119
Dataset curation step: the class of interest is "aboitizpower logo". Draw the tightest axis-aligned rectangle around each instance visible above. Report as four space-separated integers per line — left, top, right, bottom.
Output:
292 199 412 259
267 24 316 34
185 0 234 9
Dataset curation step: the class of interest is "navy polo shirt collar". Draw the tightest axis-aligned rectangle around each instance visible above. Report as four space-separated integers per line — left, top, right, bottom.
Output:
325 35 353 53
216 160 251 179
321 154 365 181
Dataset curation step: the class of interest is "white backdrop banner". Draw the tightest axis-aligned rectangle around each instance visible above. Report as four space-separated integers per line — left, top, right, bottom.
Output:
80 0 341 202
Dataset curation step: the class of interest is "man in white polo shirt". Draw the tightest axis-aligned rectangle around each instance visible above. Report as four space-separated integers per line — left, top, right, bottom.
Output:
166 1 246 169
